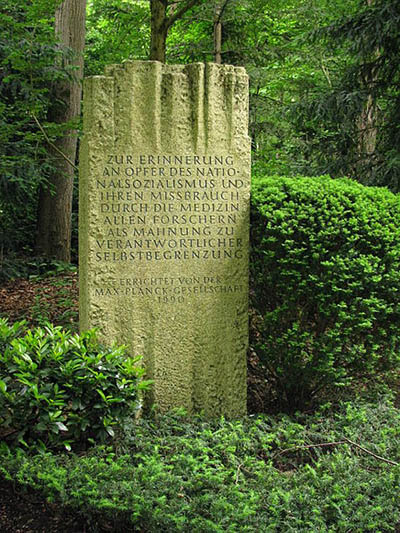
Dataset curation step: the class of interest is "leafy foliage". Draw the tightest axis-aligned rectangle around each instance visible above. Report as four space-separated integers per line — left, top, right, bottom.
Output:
0 0 72 255
250 175 400 410
0 257 76 284
292 0 400 190
1 401 400 531
3 0 400 258
85 0 150 75
0 320 149 451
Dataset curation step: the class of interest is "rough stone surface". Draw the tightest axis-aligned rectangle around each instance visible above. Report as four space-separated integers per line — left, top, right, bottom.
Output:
79 61 251 417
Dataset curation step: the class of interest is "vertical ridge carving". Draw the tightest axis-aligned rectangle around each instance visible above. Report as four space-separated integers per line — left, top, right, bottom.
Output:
160 65 193 153
204 63 236 151
233 67 251 154
118 60 163 152
225 67 235 149
185 63 205 153
79 75 114 331
80 61 250 417
138 61 162 152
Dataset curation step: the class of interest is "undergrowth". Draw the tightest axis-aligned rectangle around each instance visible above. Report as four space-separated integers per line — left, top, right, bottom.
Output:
1 400 400 532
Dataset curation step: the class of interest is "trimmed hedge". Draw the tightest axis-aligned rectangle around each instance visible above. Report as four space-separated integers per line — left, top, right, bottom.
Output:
250 176 400 409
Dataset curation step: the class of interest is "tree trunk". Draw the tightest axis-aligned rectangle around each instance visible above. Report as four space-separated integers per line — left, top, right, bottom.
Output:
214 2 223 64
213 1 231 64
356 0 378 173
149 0 203 63
36 0 86 262
357 93 377 157
150 0 168 62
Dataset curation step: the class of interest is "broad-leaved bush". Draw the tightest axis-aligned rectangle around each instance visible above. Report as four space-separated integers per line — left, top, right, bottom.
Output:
0 319 149 451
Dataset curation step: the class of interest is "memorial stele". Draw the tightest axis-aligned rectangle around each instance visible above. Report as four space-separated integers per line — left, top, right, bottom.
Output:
79 61 251 417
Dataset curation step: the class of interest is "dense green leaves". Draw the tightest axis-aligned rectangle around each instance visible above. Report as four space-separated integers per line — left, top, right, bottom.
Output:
3 0 400 257
85 0 150 75
1 401 400 531
251 176 400 409
0 0 73 255
0 319 149 451
291 0 400 190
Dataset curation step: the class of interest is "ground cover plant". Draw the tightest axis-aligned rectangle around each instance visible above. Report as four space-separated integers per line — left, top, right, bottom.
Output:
0 260 79 332
1 400 400 532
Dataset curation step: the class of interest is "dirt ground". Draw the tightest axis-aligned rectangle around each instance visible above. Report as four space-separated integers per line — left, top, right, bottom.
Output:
0 477 89 533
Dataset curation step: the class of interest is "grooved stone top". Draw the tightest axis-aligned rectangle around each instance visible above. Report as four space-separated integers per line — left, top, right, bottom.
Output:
79 61 251 417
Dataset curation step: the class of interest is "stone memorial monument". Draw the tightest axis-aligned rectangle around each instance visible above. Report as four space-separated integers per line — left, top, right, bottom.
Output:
79 61 251 417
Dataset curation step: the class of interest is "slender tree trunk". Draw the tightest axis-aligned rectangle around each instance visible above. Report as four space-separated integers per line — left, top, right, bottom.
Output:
214 4 222 64
213 1 231 64
356 0 378 171
36 0 86 262
149 0 203 63
150 0 168 62
357 93 377 157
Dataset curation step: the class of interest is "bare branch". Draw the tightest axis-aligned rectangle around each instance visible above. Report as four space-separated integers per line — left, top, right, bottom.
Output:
275 438 399 467
343 438 399 466
215 0 232 24
275 441 347 457
166 0 202 29
235 463 243 484
319 59 332 87
31 113 78 171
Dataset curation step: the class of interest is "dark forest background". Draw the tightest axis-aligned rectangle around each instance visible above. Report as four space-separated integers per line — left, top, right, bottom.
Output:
2 0 400 268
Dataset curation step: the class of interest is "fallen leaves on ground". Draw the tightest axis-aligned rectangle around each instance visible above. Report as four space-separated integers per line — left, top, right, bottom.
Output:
0 273 78 331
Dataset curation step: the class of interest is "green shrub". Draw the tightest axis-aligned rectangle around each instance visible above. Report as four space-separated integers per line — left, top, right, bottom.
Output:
250 176 400 410
0 319 150 451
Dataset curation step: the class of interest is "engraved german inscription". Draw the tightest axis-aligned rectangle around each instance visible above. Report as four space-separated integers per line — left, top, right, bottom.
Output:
93 154 246 284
